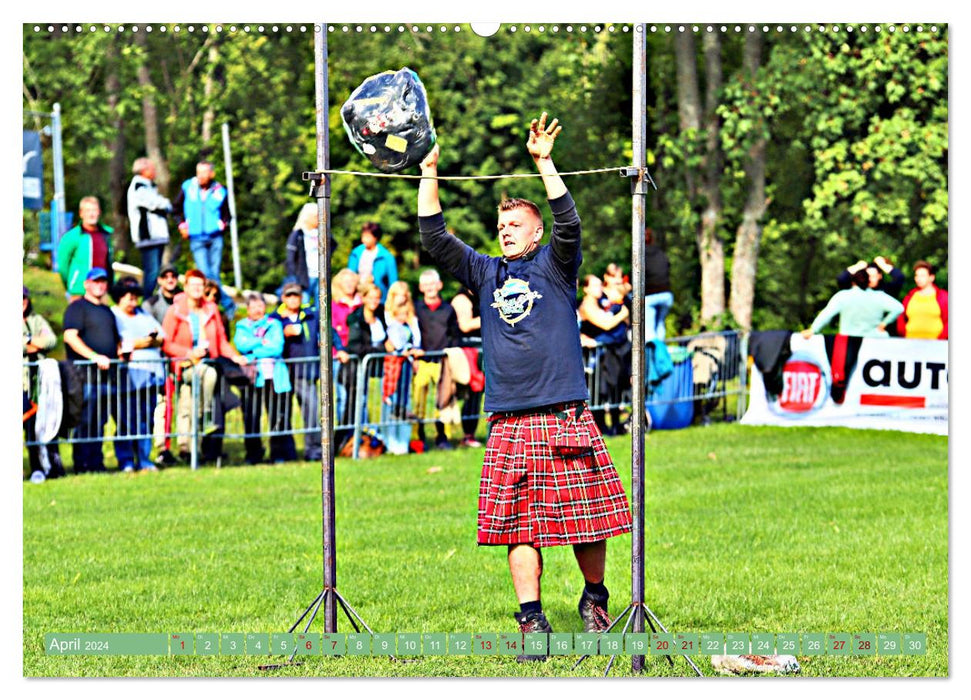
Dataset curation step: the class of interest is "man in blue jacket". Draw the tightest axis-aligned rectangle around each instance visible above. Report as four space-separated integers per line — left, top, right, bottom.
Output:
174 161 235 317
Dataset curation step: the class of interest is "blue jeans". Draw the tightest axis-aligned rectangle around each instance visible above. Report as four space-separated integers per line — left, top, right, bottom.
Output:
114 386 157 470
189 235 236 317
300 278 320 309
140 244 165 297
72 374 118 473
645 291 674 342
333 359 347 428
380 362 412 455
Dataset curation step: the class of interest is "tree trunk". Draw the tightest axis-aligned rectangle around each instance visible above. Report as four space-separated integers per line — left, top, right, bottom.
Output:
698 32 725 324
674 33 700 200
105 37 129 259
729 33 769 331
201 41 219 145
134 30 171 196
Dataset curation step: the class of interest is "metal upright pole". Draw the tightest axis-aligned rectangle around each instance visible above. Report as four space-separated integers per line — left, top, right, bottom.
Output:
314 23 338 634
221 122 243 292
277 27 375 659
630 23 649 674
51 102 66 270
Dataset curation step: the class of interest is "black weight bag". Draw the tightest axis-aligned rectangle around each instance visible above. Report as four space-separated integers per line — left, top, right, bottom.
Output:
341 68 436 173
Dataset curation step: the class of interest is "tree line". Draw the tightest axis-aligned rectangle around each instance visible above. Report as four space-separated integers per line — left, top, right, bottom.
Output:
22 23 947 331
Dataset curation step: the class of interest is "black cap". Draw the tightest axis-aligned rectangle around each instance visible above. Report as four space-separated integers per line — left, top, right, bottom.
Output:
158 263 178 277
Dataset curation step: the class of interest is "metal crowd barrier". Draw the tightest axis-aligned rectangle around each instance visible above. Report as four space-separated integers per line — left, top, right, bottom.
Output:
23 330 747 468
582 329 746 428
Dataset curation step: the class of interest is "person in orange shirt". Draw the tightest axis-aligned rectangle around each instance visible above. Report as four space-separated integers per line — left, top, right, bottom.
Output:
897 261 948 339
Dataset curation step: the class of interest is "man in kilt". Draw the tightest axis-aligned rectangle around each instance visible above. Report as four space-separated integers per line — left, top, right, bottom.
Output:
418 113 632 660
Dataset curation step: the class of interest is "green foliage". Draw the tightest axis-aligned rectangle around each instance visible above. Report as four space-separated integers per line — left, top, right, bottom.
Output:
752 27 949 325
23 24 947 325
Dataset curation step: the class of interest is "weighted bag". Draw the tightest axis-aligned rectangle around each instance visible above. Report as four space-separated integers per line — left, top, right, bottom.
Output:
341 68 436 173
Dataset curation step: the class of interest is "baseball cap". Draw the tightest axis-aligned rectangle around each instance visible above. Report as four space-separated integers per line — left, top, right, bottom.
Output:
282 282 303 296
86 267 109 281
158 263 178 277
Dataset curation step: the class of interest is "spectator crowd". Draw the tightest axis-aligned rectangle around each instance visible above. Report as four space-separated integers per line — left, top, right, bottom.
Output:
25 159 947 482
802 256 948 340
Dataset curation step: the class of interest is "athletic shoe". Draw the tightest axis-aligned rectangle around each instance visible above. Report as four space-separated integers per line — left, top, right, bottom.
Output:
144 465 159 472
435 439 454 451
121 464 135 473
460 436 482 448
514 610 553 663
29 471 46 484
578 588 612 633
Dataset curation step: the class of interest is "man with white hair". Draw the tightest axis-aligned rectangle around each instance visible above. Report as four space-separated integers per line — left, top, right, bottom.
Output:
127 157 173 296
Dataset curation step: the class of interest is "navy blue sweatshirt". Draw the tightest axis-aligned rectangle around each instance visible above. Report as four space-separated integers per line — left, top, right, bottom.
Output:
419 192 588 412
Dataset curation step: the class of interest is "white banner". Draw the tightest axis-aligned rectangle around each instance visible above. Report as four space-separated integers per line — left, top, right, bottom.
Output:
742 335 948 435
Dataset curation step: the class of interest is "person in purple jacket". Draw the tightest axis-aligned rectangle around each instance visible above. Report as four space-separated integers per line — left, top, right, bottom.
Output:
417 113 632 660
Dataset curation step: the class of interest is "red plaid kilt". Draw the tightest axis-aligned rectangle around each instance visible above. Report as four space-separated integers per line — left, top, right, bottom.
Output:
478 403 632 547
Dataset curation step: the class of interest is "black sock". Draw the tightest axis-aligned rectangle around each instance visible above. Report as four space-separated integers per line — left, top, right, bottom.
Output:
520 600 543 617
584 580 609 599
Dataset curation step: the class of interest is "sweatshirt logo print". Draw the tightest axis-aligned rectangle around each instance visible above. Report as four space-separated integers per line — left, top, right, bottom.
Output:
491 277 542 327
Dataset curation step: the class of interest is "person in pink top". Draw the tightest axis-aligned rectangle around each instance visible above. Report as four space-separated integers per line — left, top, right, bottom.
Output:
330 268 361 442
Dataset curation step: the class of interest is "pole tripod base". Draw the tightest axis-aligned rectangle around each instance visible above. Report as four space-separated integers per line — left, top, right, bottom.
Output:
258 587 382 669
571 602 704 677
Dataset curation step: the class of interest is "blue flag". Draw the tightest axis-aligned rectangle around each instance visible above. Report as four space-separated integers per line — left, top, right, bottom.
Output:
23 131 44 211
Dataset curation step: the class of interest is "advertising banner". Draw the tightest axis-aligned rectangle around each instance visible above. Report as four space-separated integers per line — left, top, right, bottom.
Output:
742 335 947 435
23 130 44 210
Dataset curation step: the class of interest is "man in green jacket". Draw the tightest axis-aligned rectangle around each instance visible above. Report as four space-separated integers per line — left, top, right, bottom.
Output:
56 196 114 300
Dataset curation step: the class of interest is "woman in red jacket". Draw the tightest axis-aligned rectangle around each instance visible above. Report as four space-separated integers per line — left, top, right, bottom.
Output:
897 261 948 339
161 269 247 461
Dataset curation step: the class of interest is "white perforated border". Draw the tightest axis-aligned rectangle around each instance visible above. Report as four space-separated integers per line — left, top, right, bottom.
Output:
29 23 943 35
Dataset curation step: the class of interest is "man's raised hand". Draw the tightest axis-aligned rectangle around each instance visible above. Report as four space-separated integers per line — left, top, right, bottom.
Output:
420 142 440 173
418 142 443 216
527 112 562 161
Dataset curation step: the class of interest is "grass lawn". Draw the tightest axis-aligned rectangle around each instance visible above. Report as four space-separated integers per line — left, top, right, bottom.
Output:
22 424 947 677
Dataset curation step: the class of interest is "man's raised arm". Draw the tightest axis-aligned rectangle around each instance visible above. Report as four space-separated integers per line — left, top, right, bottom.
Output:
418 143 442 217
418 143 477 289
529 113 580 265
528 113 567 201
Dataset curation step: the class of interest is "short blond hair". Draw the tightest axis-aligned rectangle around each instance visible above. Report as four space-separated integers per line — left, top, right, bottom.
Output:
361 282 383 300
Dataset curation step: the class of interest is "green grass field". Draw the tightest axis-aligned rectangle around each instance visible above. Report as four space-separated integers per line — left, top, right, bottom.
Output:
22 424 947 678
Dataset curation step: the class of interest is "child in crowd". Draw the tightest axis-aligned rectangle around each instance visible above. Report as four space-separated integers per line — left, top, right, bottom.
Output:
381 291 423 454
